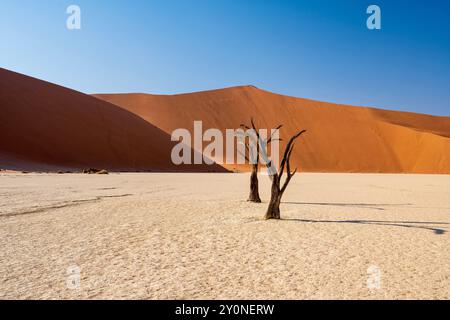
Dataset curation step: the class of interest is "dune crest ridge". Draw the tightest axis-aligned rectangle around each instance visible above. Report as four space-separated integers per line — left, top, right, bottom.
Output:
1 67 448 174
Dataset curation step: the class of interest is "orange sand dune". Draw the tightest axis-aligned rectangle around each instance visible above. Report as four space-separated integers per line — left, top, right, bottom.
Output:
0 68 226 172
96 86 450 174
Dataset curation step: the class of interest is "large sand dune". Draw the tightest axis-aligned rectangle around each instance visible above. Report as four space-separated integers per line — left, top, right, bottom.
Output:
2 67 449 173
96 87 450 174
0 68 225 172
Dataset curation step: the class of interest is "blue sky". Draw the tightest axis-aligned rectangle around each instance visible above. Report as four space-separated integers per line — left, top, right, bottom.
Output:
1 0 449 115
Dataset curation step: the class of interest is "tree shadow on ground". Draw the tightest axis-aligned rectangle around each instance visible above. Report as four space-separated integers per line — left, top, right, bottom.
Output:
282 217 447 235
283 201 414 211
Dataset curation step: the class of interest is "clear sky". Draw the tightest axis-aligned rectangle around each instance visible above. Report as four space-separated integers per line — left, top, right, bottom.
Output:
1 0 449 115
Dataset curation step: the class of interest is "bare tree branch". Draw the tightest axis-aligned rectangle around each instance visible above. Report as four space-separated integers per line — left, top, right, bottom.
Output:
265 129 307 219
267 125 283 143
279 130 306 181
281 142 297 193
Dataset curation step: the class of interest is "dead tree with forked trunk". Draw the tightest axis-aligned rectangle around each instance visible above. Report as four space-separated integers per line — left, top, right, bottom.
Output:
238 118 282 203
264 130 306 219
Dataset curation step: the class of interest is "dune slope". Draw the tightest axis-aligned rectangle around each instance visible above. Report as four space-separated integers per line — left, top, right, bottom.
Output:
96 86 450 174
0 68 226 172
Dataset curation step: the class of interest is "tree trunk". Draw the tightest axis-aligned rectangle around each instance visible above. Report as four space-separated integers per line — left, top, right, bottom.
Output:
265 177 282 219
247 165 261 203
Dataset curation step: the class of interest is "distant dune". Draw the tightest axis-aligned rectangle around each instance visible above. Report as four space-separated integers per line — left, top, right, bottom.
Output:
96 86 450 174
0 68 226 172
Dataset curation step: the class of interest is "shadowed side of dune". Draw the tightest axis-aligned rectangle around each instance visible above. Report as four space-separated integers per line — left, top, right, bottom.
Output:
95 86 450 174
0 68 227 172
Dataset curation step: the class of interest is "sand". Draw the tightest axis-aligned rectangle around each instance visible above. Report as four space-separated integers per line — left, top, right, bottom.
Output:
2 67 450 174
0 68 224 172
0 172 449 300
96 86 450 174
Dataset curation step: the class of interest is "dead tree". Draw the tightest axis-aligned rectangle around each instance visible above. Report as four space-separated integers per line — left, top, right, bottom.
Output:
264 130 306 219
239 118 281 203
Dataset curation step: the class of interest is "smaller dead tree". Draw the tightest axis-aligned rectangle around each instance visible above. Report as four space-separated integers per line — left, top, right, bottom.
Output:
264 130 306 219
239 118 281 203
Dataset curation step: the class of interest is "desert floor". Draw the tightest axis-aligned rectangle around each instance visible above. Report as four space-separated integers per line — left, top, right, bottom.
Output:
0 172 449 299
